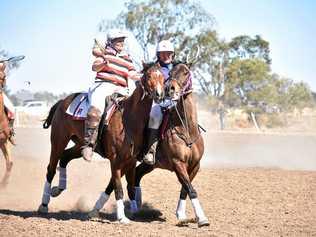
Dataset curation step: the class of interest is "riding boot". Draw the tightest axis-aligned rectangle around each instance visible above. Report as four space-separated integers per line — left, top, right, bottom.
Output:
8 119 16 145
81 106 101 162
142 128 159 165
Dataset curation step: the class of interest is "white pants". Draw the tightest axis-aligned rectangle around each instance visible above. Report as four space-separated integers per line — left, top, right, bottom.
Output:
88 81 129 112
148 98 176 129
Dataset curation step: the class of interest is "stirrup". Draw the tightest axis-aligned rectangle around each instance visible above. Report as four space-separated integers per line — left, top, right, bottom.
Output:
143 152 155 165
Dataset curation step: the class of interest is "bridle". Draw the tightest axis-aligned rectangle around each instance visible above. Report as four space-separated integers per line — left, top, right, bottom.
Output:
167 64 203 148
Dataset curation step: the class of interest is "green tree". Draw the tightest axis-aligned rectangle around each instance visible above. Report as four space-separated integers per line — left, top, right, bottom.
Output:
225 58 271 108
228 35 271 64
98 0 216 61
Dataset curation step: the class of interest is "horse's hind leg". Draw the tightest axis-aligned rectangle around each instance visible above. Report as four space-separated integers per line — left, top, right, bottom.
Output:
176 162 200 223
0 141 12 186
174 161 209 227
51 142 82 197
88 177 113 219
38 135 70 213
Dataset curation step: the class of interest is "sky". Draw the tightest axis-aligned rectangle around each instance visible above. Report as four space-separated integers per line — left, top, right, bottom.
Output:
0 0 315 94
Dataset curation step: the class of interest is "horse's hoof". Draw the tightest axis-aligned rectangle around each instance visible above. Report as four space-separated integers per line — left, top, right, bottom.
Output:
88 209 100 219
38 204 48 214
51 186 63 197
198 219 210 228
118 216 130 224
176 212 187 222
176 219 189 226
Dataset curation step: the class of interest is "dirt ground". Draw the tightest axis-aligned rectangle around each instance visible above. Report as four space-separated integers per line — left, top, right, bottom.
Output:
0 128 315 237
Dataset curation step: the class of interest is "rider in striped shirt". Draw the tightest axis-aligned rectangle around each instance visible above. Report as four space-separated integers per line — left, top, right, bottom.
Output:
82 29 140 162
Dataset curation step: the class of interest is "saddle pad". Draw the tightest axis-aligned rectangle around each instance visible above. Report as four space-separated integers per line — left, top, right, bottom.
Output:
66 93 90 119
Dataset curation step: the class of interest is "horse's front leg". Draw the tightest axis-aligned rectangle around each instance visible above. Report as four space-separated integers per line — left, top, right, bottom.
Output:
125 161 138 213
176 162 201 223
113 167 130 224
0 141 13 186
173 160 209 228
133 162 155 208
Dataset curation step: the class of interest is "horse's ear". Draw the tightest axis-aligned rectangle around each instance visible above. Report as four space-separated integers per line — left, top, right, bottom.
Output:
187 62 193 69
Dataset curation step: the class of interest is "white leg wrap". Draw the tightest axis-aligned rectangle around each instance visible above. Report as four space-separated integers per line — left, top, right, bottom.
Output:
191 198 207 222
58 167 67 190
93 192 109 211
176 199 187 220
135 186 142 208
130 200 138 213
42 181 51 205
116 199 126 220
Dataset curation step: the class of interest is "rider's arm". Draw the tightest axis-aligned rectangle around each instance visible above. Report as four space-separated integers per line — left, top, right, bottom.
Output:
92 47 103 58
92 57 108 72
128 70 142 81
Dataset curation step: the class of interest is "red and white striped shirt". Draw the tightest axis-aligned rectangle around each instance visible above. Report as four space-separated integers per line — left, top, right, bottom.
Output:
95 46 135 87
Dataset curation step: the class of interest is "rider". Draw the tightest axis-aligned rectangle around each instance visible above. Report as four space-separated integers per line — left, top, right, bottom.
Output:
142 39 175 165
0 62 16 145
81 29 140 162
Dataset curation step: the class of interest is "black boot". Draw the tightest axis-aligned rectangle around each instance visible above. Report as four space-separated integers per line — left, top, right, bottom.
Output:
142 128 159 165
81 106 101 162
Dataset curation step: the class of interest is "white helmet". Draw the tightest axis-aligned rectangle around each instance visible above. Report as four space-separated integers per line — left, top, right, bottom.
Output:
156 40 174 53
107 29 128 42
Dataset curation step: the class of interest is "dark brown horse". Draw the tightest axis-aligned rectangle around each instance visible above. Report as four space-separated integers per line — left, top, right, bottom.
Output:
133 63 210 227
0 68 13 187
38 62 165 223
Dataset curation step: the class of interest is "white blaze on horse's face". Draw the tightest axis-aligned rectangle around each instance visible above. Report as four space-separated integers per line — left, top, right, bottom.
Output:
148 69 164 103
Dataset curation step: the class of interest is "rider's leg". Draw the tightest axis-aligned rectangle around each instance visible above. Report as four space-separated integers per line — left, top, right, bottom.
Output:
81 83 107 162
143 101 163 165
81 106 101 161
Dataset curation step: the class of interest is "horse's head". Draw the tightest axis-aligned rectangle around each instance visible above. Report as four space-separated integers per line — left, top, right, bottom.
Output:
141 62 165 103
167 63 192 100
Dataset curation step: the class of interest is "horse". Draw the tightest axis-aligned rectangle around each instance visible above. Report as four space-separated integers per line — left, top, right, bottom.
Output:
132 62 210 227
0 74 13 187
38 62 165 224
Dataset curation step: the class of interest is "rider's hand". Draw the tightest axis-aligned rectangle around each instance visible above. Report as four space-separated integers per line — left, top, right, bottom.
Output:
128 71 142 81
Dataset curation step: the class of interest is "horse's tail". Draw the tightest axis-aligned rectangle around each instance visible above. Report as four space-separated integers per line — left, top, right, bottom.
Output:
43 100 63 129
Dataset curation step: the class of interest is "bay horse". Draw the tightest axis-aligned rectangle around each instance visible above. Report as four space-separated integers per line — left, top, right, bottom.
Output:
38 62 165 223
132 63 210 227
0 70 13 187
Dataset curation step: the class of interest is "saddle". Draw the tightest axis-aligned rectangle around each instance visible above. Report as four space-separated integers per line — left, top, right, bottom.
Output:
66 92 126 158
65 92 125 123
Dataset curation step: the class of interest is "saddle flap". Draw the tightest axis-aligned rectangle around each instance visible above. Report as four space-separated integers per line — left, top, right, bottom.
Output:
66 93 89 119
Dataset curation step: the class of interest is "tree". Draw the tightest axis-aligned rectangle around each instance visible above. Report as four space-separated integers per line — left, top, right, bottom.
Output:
228 35 271 64
98 0 216 61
